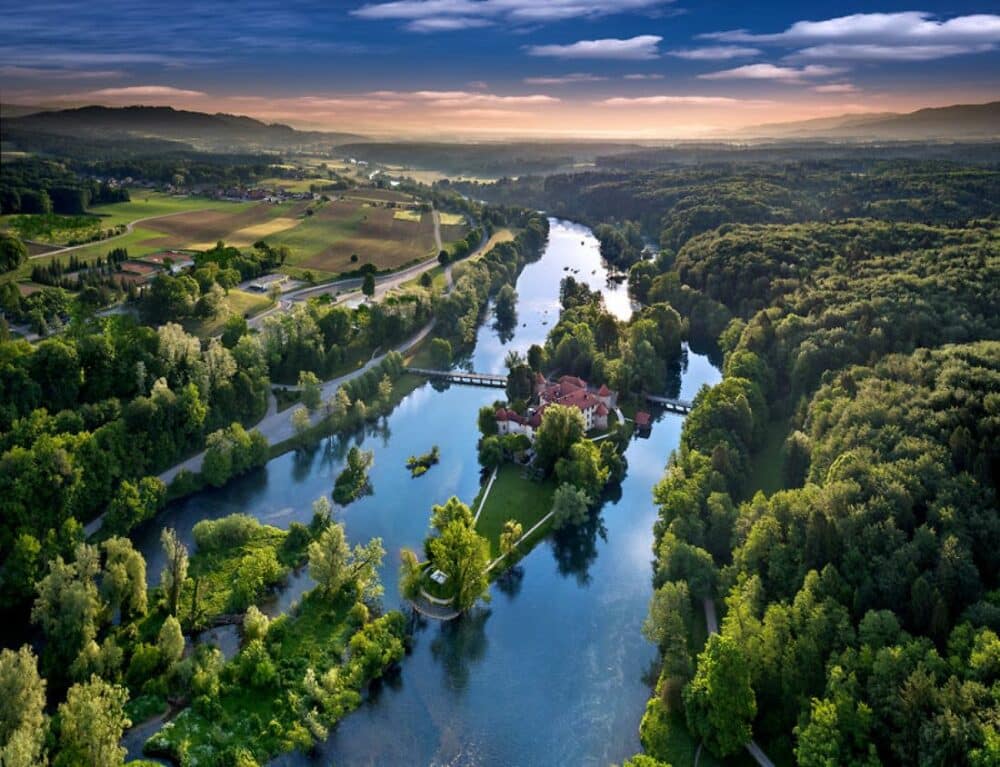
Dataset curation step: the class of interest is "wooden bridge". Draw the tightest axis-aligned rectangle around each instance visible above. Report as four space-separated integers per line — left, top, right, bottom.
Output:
644 394 694 415
407 367 508 388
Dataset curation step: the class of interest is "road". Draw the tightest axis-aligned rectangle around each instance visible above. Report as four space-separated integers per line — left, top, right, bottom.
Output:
157 320 437 485
27 207 215 259
701 597 775 767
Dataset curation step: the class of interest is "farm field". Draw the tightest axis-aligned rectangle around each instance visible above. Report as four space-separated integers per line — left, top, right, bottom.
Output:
87 191 255 228
264 199 450 279
393 209 422 222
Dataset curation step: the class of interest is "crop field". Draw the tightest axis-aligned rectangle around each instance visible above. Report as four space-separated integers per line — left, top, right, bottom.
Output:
392 209 423 222
88 191 253 228
187 216 302 249
438 212 465 226
264 199 445 278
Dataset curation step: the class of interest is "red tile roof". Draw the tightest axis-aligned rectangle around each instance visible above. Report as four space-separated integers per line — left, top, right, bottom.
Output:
596 403 609 416
635 411 651 427
598 384 611 396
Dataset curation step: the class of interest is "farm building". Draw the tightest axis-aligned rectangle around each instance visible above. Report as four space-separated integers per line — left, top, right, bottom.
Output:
249 273 289 292
142 251 195 274
118 260 160 285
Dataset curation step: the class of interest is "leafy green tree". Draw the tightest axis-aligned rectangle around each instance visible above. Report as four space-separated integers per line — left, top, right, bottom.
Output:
362 272 375 299
428 520 490 613
31 544 105 675
298 370 322 412
499 520 523 559
292 406 311 440
157 615 185 667
478 405 499 437
684 634 756 757
0 645 48 767
430 338 452 368
399 548 423 601
55 675 129 767
430 496 474 533
308 522 385 602
243 605 270 642
333 447 374 505
477 435 503 469
555 439 609 499
103 477 166 535
550 484 591 531
101 536 148 621
0 233 28 273
533 404 585 473
160 528 188 617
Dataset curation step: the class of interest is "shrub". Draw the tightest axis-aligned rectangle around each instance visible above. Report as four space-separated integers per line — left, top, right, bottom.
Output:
193 513 260 550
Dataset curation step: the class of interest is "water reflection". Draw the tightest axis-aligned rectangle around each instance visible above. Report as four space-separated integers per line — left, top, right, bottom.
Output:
132 218 721 767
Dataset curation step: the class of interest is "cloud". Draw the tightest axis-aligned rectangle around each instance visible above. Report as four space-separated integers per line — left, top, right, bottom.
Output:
792 44 996 61
368 89 559 107
353 0 674 32
81 85 207 98
526 35 662 60
0 65 123 80
523 73 608 85
702 12 1000 61
698 63 844 83
813 82 859 93
668 46 761 60
623 73 664 80
599 95 772 106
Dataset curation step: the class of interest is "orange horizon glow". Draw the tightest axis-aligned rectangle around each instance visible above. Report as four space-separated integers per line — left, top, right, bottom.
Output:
9 86 996 140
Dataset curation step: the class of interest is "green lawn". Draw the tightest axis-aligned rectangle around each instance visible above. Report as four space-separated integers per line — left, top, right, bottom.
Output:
87 191 253 228
474 463 556 558
181 289 272 338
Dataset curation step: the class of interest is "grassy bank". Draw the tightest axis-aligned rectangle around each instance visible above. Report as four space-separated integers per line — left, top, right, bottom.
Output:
474 463 556 559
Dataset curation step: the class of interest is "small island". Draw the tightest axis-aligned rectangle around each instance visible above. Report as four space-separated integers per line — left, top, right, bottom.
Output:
333 446 374 505
406 445 440 477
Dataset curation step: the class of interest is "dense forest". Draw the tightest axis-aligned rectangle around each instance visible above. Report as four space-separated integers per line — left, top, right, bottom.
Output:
467 155 1000 765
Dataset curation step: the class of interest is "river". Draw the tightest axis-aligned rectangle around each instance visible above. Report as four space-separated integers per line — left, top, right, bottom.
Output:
131 219 720 766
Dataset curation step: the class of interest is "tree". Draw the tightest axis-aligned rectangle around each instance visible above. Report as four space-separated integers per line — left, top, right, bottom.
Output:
243 604 270 642
32 544 104 674
157 615 185 667
494 284 517 328
399 548 423 601
0 646 47 767
160 528 188 617
533 404 586 473
555 439 609 499
684 633 756 757
478 405 499 437
298 370 322 412
527 344 545 372
0 233 28 273
292 406 311 440
101 537 148 621
362 272 375 299
477 435 503 469
55 675 130 767
550 484 591 531
430 496 474 534
377 374 393 405
428 520 490 613
327 387 351 419
430 338 452 368
438 249 450 266
103 477 166 535
308 522 385 602
499 520 523 559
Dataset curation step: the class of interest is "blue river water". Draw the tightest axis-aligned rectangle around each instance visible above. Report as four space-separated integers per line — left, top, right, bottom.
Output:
132 219 720 766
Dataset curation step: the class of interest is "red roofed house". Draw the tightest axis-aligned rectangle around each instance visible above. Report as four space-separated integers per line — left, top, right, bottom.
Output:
534 375 614 431
635 411 652 435
495 407 543 439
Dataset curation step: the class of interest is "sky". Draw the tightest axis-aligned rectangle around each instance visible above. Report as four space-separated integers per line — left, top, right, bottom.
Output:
2 1 999 138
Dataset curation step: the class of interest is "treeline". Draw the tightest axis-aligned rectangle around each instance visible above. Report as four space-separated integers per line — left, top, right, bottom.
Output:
453 159 1000 254
434 213 549 345
0 318 271 609
1 157 129 215
630 164 1000 763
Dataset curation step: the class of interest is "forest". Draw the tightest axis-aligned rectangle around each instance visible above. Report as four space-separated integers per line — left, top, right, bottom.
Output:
465 155 1000 765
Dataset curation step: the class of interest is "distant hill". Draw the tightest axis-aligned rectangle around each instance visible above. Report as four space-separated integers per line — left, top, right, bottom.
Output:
746 101 1000 140
4 105 365 149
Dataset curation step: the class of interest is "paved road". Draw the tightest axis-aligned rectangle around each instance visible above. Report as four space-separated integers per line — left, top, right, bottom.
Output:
701 597 775 767
157 320 437 485
27 207 215 259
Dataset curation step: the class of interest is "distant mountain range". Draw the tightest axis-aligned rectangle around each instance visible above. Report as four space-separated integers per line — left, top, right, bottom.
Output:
2 105 365 149
745 101 1000 140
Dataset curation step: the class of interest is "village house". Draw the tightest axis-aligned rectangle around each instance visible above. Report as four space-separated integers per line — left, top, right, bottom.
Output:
497 374 617 438
141 251 195 274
